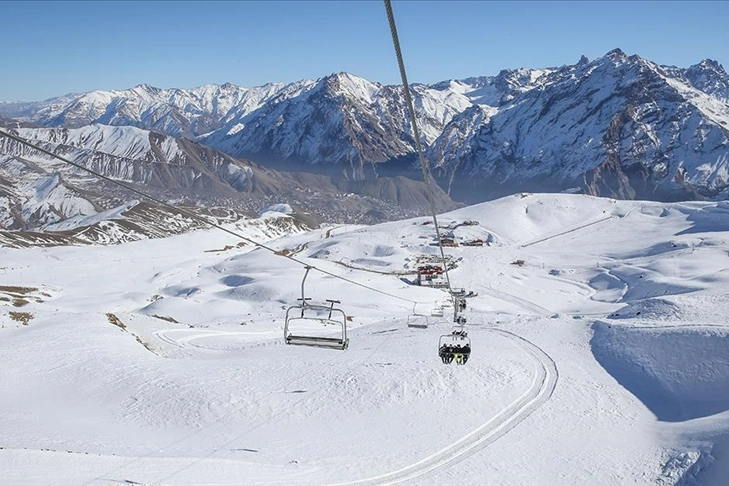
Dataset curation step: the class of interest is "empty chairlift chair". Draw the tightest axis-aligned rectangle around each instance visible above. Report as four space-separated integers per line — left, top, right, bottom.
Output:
407 313 429 329
407 304 430 329
283 266 349 350
284 299 349 350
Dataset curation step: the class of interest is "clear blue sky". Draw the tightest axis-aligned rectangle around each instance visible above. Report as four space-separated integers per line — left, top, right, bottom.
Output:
1 1 727 101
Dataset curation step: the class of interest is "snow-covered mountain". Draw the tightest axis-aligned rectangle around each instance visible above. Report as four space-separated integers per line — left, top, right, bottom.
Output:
202 72 483 180
0 123 267 234
671 59 729 103
0 124 268 196
430 49 729 202
0 83 286 139
0 199 312 248
2 49 728 202
0 122 458 237
0 73 484 180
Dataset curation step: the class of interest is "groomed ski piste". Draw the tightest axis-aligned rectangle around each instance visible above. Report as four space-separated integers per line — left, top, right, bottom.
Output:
2 192 729 485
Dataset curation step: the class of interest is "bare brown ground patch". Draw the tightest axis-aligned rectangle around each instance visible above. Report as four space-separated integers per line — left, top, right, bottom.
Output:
106 312 159 356
9 311 33 325
0 286 38 294
106 313 126 330
205 241 247 253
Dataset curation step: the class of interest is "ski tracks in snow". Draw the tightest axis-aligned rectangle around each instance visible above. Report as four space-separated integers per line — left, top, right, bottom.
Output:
138 326 558 486
482 284 553 316
154 328 279 353
328 329 559 486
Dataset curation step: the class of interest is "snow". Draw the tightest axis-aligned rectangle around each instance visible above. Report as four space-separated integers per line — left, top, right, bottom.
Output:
1 192 729 485
226 122 246 136
16 125 183 162
42 200 138 232
20 174 97 227
261 203 294 216
664 76 729 128
0 199 21 233
332 72 380 105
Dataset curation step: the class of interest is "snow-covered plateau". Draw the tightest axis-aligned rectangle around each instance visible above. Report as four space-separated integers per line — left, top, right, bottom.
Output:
1 192 728 485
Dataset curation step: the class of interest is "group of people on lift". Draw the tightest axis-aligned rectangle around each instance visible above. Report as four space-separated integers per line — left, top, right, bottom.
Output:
439 341 471 365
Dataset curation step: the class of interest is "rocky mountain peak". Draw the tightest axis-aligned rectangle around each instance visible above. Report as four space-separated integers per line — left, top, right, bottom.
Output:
606 47 627 60
695 58 724 71
684 59 729 102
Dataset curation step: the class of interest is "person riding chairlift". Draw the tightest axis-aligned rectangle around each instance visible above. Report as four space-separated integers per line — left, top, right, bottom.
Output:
439 343 454 364
452 342 471 365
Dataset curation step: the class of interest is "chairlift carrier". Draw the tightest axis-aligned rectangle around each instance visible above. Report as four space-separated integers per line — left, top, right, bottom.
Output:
438 325 471 365
407 303 430 329
284 266 349 350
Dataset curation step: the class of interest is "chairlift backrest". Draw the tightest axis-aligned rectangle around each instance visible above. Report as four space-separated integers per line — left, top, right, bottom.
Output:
284 302 349 350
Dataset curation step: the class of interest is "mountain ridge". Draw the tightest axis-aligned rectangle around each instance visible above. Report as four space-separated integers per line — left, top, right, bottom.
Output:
0 122 459 240
1 48 728 204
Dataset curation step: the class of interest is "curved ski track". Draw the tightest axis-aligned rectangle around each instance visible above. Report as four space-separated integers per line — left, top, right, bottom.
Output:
483 284 553 316
328 328 559 486
152 326 558 486
154 329 278 352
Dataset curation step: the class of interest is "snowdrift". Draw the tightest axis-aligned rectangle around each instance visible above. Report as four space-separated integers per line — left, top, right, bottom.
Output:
591 321 729 422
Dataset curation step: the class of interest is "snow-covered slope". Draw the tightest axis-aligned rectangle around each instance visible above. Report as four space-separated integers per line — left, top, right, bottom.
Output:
0 124 266 233
0 124 258 196
1 193 728 485
0 123 458 233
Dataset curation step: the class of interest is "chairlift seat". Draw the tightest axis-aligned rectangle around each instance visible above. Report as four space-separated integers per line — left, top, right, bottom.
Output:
407 313 429 329
285 334 349 350
438 329 471 365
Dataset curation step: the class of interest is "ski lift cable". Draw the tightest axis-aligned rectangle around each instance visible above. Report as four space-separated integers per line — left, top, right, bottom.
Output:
0 128 429 306
383 0 454 297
